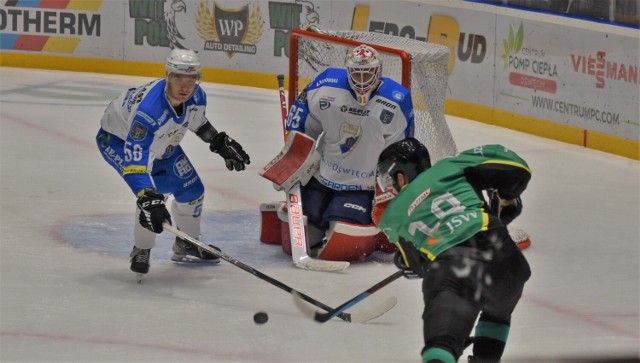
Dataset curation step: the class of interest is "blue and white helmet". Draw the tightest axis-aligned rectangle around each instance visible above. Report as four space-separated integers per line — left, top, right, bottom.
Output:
166 49 201 78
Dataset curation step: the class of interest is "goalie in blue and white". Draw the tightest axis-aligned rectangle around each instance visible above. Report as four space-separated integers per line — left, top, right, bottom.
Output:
96 49 250 278
263 45 415 261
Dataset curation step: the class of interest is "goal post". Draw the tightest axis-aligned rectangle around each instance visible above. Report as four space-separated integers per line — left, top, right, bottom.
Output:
288 28 458 162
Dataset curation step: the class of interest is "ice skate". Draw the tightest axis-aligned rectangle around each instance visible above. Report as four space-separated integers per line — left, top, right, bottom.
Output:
130 247 150 283
171 237 221 263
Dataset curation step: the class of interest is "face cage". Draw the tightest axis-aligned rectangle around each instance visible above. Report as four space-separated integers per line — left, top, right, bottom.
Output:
347 66 380 94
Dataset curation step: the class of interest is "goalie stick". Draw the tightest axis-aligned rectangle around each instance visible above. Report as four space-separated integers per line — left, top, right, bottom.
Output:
293 270 404 323
276 74 349 272
163 223 391 323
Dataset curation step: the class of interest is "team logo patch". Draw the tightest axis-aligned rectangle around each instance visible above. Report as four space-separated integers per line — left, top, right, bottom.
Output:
339 123 362 155
129 121 147 141
392 90 404 101
380 110 394 124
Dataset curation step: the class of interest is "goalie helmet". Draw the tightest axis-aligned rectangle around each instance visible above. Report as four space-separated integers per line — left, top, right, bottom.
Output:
376 138 431 193
166 49 201 78
346 45 382 105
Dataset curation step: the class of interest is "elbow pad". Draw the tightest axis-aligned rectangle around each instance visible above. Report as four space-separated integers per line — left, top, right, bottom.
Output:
195 122 218 143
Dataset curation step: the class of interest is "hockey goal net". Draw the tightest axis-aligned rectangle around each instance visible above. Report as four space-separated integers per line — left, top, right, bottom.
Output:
288 28 457 163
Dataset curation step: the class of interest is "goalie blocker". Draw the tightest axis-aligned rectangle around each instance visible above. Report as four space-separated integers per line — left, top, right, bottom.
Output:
259 131 320 192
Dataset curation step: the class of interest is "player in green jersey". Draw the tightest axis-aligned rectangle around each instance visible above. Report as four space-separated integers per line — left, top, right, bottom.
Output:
376 138 532 363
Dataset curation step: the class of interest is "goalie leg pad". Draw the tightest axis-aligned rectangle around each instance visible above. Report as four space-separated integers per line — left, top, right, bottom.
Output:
318 221 380 262
508 226 531 250
374 232 397 253
259 201 285 245
259 131 320 191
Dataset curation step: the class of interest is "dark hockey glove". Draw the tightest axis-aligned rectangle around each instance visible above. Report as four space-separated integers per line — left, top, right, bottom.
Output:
393 238 429 279
136 189 171 234
489 190 522 226
209 132 251 171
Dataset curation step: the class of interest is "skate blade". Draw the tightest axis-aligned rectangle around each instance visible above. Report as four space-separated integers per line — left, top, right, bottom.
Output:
171 253 221 264
135 273 144 283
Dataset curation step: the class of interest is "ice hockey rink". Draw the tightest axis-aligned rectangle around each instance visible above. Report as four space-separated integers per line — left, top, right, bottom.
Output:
1 67 638 362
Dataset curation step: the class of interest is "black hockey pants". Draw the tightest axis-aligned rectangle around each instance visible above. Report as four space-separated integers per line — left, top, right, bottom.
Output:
420 222 531 360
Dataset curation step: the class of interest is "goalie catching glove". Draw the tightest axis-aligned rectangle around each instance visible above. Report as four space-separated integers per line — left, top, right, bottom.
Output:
259 131 320 191
137 188 172 234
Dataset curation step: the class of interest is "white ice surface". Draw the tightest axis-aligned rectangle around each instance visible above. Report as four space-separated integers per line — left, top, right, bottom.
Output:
1 67 638 362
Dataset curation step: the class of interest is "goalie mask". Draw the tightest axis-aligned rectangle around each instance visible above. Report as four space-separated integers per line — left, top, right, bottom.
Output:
376 138 431 194
346 45 382 105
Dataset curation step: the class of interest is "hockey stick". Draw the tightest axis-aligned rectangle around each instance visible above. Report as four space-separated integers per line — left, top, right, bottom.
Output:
276 74 349 272
163 223 394 322
163 223 350 321
292 270 403 323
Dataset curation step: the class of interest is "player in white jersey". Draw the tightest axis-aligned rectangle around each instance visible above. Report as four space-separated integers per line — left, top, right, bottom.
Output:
283 45 415 260
96 49 250 278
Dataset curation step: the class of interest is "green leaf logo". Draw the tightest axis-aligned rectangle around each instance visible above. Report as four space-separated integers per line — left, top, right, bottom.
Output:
501 22 524 69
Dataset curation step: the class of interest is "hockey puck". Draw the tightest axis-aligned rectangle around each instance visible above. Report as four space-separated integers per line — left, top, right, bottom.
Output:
253 311 268 325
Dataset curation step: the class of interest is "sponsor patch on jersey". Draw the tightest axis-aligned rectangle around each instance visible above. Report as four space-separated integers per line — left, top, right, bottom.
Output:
340 105 370 116
174 155 194 179
392 90 404 101
135 110 156 125
408 188 431 216
379 110 394 124
319 96 335 110
375 98 397 109
123 165 147 175
315 77 339 87
157 109 169 126
129 121 147 141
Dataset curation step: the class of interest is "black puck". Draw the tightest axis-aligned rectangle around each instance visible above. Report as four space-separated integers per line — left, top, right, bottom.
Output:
253 311 268 324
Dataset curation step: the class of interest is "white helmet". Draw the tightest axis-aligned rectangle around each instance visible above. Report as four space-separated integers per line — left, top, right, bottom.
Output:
346 45 382 105
166 49 201 77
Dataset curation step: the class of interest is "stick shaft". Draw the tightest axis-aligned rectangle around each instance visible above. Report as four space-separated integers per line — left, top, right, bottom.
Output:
277 74 288 142
315 270 404 322
163 223 352 322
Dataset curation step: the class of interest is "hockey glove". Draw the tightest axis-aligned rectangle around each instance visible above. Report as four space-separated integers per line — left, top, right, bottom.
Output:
489 190 522 226
136 189 171 234
393 238 429 279
209 132 251 171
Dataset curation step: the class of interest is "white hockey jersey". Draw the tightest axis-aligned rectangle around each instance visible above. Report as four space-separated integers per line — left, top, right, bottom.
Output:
286 68 414 191
100 79 208 194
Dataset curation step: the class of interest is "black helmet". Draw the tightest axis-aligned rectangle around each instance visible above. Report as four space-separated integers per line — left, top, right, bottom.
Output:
376 138 431 193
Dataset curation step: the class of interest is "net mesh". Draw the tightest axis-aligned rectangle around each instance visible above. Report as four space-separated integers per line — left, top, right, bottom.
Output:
291 30 458 162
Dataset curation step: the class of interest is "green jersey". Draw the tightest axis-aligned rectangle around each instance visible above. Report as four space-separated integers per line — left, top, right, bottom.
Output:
378 144 531 260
